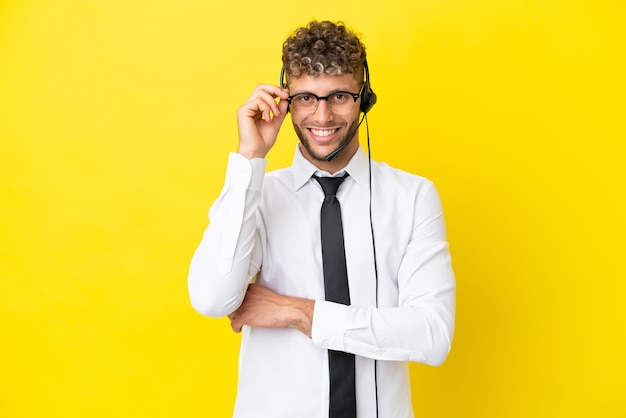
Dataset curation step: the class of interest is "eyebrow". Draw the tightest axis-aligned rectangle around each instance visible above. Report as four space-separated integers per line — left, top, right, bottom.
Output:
290 88 357 96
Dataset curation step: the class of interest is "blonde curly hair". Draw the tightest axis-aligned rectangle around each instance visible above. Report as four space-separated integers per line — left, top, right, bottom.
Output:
282 20 366 82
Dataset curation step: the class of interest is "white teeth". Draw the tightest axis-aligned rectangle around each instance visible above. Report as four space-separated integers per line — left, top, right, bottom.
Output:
310 128 337 137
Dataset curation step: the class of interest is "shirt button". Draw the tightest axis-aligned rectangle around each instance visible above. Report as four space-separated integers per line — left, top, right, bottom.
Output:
322 341 330 348
376 350 384 356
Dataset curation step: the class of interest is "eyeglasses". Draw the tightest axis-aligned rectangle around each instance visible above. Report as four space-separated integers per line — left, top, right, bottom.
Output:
285 90 361 115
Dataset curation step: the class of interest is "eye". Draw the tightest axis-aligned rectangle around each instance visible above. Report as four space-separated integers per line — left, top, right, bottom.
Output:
330 92 349 103
294 94 314 104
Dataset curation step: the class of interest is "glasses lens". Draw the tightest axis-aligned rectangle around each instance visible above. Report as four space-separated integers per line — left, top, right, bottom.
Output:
327 93 352 113
290 94 317 113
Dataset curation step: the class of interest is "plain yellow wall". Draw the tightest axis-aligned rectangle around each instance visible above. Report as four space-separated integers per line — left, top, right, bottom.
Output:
1 1 624 417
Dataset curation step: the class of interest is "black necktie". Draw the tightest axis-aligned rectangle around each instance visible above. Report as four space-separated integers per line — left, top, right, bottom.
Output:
314 174 356 418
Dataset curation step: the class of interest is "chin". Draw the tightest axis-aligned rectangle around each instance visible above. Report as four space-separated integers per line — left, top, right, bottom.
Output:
298 131 357 162
303 143 335 162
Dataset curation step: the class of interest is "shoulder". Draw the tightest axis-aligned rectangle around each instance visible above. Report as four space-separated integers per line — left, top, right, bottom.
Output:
369 160 444 213
370 161 446 227
372 160 435 191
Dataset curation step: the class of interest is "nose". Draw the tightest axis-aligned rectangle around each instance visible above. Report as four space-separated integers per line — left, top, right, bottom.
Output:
312 98 334 122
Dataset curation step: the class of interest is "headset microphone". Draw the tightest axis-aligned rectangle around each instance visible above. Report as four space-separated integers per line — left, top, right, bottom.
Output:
324 141 349 162
323 60 377 162
324 113 366 162
324 144 347 162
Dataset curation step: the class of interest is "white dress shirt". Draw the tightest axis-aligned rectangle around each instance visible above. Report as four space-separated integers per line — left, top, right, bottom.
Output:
188 145 456 418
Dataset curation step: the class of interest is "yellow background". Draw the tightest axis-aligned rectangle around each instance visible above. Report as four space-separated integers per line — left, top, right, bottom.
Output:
1 1 624 417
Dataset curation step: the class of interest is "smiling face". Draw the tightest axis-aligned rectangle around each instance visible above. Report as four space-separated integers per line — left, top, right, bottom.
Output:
287 72 362 173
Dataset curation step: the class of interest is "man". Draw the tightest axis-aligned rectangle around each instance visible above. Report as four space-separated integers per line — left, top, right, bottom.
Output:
188 20 455 418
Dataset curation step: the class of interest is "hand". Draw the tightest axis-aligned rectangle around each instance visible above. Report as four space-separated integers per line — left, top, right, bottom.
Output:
236 84 290 160
228 284 314 337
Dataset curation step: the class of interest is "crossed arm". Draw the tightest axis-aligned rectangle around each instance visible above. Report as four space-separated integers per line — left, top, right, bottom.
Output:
227 283 314 337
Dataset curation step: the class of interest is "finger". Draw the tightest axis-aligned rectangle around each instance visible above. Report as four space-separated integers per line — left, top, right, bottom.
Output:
228 315 242 333
273 99 290 123
258 91 284 119
239 96 279 122
248 87 288 118
251 84 289 100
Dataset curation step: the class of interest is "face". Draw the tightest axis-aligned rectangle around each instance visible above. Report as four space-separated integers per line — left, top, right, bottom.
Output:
287 73 362 171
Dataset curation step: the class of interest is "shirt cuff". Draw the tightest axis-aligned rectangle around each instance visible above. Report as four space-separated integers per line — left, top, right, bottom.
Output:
225 152 267 192
311 300 350 351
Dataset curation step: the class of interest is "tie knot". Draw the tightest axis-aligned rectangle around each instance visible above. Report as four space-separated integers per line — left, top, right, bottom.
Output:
314 174 349 197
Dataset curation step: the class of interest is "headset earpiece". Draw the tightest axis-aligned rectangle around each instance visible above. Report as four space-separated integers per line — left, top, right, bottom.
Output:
280 66 287 89
279 66 289 112
360 59 377 114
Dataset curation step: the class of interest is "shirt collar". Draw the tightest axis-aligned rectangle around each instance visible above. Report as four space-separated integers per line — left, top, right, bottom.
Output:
291 143 370 191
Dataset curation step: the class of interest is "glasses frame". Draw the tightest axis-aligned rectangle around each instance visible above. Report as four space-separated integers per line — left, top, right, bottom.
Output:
285 88 362 114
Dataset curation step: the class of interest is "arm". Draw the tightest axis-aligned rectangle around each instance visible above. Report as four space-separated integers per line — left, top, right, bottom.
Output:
187 85 289 317
227 183 456 366
312 182 456 366
228 283 314 337
187 153 267 317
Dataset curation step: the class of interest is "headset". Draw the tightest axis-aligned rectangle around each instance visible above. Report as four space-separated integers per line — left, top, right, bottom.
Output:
282 58 381 417
359 59 377 114
279 59 377 114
